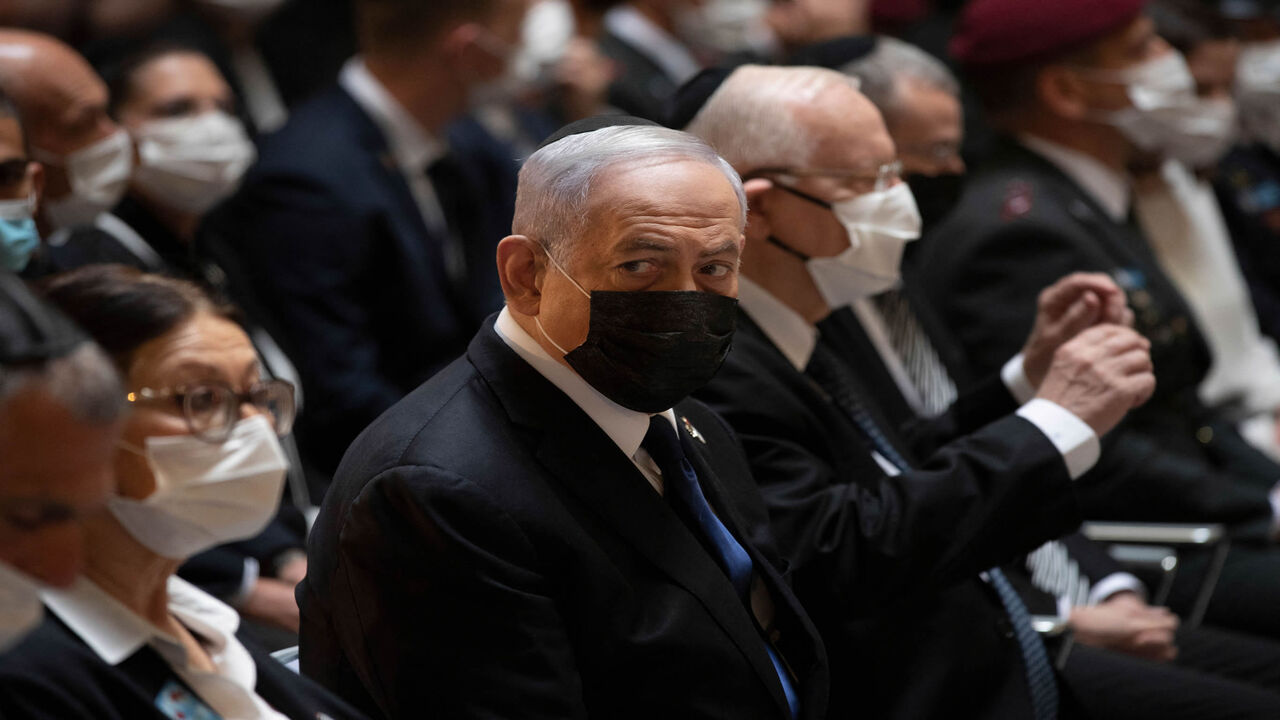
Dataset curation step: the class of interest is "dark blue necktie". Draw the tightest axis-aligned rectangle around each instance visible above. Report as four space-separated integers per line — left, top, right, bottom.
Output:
644 416 801 719
805 337 1059 720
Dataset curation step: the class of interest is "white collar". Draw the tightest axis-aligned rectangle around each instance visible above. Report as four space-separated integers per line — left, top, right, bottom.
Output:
603 6 702 86
42 576 240 667
1019 135 1132 222
736 276 818 371
340 56 446 173
493 307 677 458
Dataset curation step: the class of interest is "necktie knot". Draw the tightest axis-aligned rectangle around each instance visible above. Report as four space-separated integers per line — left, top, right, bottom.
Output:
644 415 686 471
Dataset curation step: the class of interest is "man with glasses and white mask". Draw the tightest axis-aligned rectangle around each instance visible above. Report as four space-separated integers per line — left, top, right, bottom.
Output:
680 62 1271 719
925 0 1280 644
0 271 124 654
0 31 133 260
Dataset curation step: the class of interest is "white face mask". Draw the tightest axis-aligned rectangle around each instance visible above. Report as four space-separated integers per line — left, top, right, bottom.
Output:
0 561 42 653
132 112 257 215
1237 39 1280 152
1085 52 1238 167
34 130 134 230
677 0 778 56
510 0 575 89
109 415 288 561
804 183 922 307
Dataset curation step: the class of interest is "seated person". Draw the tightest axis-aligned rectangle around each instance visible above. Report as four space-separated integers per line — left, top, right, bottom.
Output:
0 271 124 650
300 119 828 719
0 265 364 719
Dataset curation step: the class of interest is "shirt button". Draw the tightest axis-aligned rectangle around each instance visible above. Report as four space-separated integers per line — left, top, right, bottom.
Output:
1197 426 1214 444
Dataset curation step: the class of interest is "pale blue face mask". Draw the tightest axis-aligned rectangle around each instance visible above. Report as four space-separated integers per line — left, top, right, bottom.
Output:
0 194 39 272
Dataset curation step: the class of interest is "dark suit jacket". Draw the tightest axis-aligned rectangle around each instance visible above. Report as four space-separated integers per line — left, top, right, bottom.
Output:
0 614 365 720
200 86 517 475
598 29 685 121
297 318 828 720
919 137 1279 538
693 310 1081 719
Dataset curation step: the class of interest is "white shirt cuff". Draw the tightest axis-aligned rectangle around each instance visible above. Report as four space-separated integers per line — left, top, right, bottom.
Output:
1089 573 1147 605
1002 353 1037 404
1016 398 1101 480
229 558 260 608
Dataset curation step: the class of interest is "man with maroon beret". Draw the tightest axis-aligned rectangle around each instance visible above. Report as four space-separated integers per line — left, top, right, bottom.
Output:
922 0 1280 663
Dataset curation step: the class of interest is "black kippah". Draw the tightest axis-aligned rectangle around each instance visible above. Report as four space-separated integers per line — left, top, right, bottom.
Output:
0 272 86 366
536 114 661 151
666 66 736 130
785 35 878 71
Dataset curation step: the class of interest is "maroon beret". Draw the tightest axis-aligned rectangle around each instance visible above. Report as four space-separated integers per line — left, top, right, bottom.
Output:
950 0 1148 68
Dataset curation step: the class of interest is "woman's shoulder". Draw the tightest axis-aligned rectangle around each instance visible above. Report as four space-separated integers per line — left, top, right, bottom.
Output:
0 617 164 719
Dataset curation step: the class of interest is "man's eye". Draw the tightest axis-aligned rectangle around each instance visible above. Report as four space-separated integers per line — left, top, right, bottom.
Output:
3 505 70 532
700 263 732 278
620 260 657 274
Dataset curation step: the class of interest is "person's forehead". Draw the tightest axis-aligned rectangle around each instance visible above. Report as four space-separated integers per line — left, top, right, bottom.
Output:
805 88 896 167
128 315 256 387
890 81 962 139
0 117 25 159
134 53 228 94
586 159 741 232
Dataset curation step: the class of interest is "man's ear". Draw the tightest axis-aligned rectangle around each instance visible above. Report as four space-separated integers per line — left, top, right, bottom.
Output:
497 235 544 316
743 176 774 239
27 161 43 212
1038 65 1093 121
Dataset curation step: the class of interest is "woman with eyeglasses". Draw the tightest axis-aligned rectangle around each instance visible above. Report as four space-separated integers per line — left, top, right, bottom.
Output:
0 265 363 720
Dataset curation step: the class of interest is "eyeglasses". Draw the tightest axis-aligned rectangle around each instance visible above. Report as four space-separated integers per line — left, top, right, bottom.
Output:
896 142 961 166
126 379 296 443
750 160 903 194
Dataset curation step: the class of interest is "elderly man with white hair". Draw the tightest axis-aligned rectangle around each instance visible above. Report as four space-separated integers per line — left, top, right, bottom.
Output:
298 118 829 720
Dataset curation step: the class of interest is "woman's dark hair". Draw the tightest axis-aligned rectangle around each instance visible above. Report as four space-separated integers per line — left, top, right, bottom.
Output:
39 265 236 373
103 42 210 119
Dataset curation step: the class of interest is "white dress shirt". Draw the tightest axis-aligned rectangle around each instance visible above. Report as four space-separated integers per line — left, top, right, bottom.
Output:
339 58 463 280
42 576 288 720
494 307 677 495
1135 160 1280 438
603 6 702 87
737 277 1100 480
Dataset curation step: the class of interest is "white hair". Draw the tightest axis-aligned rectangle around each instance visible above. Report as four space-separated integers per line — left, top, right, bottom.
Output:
513 125 747 261
0 343 124 425
841 36 960 117
685 64 860 173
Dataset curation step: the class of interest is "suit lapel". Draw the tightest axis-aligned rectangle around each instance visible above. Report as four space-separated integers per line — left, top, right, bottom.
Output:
468 325 795 716
676 408 821 715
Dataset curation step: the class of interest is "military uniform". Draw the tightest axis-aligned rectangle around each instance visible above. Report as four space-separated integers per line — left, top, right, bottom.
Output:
1213 143 1280 344
918 135 1280 638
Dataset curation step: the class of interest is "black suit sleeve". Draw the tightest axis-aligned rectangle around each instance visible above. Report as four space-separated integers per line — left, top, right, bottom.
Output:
898 373 1020 460
330 466 587 720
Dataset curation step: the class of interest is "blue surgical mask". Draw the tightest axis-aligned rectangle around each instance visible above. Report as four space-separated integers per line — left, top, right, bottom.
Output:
0 194 38 272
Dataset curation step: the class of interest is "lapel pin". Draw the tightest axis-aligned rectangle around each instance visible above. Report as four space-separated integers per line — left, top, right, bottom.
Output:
682 416 707 444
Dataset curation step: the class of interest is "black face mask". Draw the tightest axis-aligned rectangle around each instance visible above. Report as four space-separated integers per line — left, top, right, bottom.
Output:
548 290 738 413
905 173 965 231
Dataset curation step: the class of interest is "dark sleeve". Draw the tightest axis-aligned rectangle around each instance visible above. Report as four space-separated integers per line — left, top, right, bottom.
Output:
1060 532 1126 583
898 372 1020 459
200 181 405 471
327 466 587 720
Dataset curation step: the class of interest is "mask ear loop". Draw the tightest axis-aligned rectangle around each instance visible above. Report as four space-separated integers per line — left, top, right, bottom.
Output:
535 243 590 356
116 439 147 457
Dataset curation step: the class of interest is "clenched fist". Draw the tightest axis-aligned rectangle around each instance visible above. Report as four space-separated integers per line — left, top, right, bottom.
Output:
1036 324 1156 436
1022 273 1134 389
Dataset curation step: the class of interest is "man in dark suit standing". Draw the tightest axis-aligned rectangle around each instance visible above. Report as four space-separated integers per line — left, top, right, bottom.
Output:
922 0 1280 641
298 119 828 720
200 0 525 475
680 63 1264 719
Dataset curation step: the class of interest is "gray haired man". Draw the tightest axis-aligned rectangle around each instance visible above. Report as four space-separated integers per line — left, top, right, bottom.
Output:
299 118 829 720
0 272 124 650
